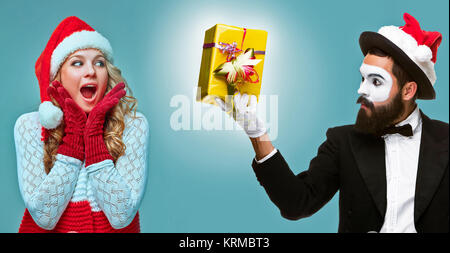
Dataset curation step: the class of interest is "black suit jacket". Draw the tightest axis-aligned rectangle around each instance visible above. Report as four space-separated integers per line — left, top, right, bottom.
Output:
252 111 448 233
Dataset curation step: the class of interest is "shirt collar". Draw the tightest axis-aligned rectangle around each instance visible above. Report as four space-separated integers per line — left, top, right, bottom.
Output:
395 105 422 134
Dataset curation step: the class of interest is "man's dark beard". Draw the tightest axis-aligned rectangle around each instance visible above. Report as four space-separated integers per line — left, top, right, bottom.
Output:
354 92 404 136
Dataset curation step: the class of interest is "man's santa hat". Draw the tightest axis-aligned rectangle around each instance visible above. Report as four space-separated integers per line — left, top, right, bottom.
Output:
35 16 113 140
359 13 442 100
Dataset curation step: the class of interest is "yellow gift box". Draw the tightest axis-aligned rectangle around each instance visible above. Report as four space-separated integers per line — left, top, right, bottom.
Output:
197 24 268 105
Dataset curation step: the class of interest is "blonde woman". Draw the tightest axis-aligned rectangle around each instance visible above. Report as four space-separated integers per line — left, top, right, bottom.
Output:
15 16 149 233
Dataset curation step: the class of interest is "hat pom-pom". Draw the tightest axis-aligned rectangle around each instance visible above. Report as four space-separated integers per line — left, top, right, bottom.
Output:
414 45 432 63
39 101 63 129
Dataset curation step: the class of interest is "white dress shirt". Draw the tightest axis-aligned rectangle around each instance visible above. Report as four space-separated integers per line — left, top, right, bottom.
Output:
380 106 422 233
255 106 423 233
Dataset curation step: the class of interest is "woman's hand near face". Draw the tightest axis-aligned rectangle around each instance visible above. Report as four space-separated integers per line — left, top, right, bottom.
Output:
47 80 87 161
84 83 126 167
85 82 126 135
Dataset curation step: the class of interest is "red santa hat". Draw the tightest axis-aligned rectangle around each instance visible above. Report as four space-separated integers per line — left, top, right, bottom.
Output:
36 16 113 140
359 13 442 100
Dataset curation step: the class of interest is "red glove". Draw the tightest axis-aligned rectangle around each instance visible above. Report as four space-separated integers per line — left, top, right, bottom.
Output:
47 81 87 161
84 83 126 167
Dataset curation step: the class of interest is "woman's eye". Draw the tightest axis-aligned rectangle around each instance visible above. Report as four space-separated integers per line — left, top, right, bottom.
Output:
95 60 105 67
71 61 82 66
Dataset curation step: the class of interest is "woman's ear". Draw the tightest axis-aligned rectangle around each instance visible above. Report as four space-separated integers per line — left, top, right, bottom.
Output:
402 81 417 101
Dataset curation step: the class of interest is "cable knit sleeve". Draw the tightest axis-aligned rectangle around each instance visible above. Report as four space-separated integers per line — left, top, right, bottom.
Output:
14 112 82 230
85 112 149 229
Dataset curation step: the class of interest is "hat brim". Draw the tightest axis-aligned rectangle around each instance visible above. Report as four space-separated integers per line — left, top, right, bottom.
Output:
359 31 435 100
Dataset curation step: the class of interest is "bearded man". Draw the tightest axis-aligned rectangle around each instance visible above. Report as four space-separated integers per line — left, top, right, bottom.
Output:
216 13 448 233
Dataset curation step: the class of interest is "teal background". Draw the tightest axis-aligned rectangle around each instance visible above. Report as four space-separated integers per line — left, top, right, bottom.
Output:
0 0 448 233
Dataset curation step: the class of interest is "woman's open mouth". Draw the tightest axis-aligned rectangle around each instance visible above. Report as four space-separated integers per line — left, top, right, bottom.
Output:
80 83 98 101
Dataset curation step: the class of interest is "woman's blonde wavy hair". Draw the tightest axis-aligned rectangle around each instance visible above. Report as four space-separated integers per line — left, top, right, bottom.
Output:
43 60 138 174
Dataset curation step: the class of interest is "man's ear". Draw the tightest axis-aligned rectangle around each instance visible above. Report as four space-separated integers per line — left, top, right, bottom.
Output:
402 81 417 101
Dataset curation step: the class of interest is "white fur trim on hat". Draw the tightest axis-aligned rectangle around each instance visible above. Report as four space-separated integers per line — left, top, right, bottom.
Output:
50 30 113 80
378 25 436 85
39 101 63 129
414 45 432 62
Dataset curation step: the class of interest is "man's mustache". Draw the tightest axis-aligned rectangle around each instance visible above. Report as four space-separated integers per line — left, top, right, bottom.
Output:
356 96 375 110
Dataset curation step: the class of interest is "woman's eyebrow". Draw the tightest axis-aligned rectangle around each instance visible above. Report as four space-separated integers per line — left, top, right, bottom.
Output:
368 73 385 80
68 54 84 60
67 54 105 60
94 54 105 59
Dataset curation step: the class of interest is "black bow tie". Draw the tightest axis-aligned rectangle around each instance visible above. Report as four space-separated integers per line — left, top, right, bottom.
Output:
381 124 413 137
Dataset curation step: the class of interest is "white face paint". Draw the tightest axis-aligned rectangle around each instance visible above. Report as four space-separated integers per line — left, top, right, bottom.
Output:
358 63 393 103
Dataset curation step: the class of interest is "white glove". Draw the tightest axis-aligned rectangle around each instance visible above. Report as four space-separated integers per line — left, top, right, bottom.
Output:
215 92 266 138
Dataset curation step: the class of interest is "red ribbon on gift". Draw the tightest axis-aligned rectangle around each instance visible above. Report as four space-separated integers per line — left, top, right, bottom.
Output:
203 28 265 61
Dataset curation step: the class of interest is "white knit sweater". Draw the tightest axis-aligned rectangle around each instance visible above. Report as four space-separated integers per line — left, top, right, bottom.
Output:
14 111 149 230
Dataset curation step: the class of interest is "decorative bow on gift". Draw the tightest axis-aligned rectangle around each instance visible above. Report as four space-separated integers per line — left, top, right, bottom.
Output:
216 42 242 61
213 48 261 88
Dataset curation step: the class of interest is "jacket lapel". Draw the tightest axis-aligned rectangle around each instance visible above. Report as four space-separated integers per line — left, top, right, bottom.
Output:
349 129 387 218
414 111 448 223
